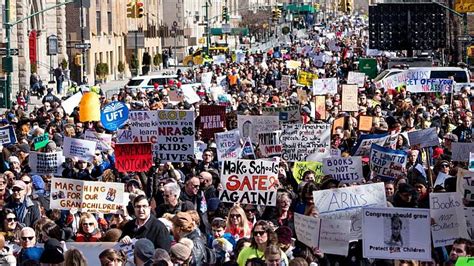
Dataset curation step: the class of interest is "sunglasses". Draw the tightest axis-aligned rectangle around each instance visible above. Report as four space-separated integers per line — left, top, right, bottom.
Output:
254 231 266 236
23 181 30 185
82 222 94 226
12 188 23 192
441 164 449 168
21 236 34 241
6 217 16 222
230 214 241 218
192 185 200 189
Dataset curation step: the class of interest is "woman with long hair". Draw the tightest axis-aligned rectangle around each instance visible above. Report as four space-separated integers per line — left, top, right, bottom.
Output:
0 209 22 244
226 205 252 241
75 213 102 242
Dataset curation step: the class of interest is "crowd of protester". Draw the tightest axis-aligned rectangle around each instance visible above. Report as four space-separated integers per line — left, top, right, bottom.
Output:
0 13 473 266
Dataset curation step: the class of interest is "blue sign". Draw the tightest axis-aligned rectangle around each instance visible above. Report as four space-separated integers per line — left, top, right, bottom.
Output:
0 125 17 145
100 101 129 131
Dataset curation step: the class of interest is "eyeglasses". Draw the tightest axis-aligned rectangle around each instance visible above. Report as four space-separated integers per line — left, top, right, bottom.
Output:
6 217 16 222
21 236 34 241
192 184 200 189
254 231 266 236
23 181 30 185
82 222 94 226
134 204 149 209
230 214 241 218
163 194 173 198
441 164 449 168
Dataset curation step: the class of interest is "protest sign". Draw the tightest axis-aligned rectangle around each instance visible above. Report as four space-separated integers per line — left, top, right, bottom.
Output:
50 178 125 213
297 88 308 103
262 105 301 123
292 161 324 184
319 217 352 256
358 116 373 131
237 115 280 144
240 137 256 159
434 172 451 187
29 151 65 176
362 207 431 261
201 72 213 88
219 159 279 205
465 208 474 240
62 137 97 162
297 70 318 86
115 143 152 172
0 125 16 145
430 192 468 247
359 58 378 79
100 101 129 131
406 79 453 94
286 60 301 69
258 130 282 157
194 141 207 161
199 105 226 139
84 130 112 152
323 156 363 183
294 213 320 249
470 153 474 172
347 71 366 87
457 169 474 203
332 117 345 135
33 133 49 150
215 130 241 161
352 133 389 156
281 75 291 90
341 85 359 111
281 124 331 162
370 144 407 180
314 95 326 120
452 142 474 162
62 92 82 115
314 182 387 239
157 110 194 162
313 78 338 95
407 127 440 148
181 84 201 104
127 111 159 158
213 54 226 65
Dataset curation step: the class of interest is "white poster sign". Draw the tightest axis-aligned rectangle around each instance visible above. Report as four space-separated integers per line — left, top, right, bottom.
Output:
84 130 112 152
215 130 241 161
62 137 97 162
281 124 331 162
127 111 159 158
29 152 65 176
322 156 363 183
452 142 474 162
407 128 440 148
347 71 366 87
312 78 338 95
237 115 280 144
156 110 194 162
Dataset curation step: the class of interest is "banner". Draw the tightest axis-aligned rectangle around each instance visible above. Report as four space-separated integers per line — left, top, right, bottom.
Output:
407 128 440 148
313 78 338 95
62 137 97 162
194 141 207 161
294 213 351 256
370 144 407 180
375 70 430 90
262 106 301 123
100 101 129 131
219 159 279 205
313 182 387 239
199 105 226 139
0 125 17 145
352 133 389 156
358 116 373 132
314 95 326 120
297 70 318 86
126 111 159 158
430 192 469 247
33 133 49 150
257 130 282 157
84 130 112 152
157 110 194 162
281 124 331 162
292 161 324 184
362 207 431 261
323 156 363 184
457 169 474 203
115 143 152 172
341 85 359 111
452 143 474 162
215 130 241 161
29 152 65 176
237 115 280 144
50 178 125 213
347 71 366 87
406 79 453 94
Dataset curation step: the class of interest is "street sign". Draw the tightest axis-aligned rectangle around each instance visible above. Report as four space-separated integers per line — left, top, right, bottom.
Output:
222 23 231 34
0 48 19 56
75 43 92 49
458 35 473 42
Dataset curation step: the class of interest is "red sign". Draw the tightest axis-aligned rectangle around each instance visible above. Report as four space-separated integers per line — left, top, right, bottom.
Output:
199 105 226 139
115 143 152 172
29 31 37 65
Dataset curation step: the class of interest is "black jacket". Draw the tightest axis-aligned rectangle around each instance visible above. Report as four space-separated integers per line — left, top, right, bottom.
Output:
120 216 171 251
184 229 207 266
180 191 211 235
155 200 194 218
5 196 41 228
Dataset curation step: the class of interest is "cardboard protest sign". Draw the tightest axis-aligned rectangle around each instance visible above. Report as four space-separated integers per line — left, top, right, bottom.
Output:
257 130 282 157
297 70 318 86
115 143 152 172
33 133 49 150
0 125 17 145
84 130 112 152
63 137 97 162
323 156 363 184
292 161 324 184
313 78 338 95
50 178 125 213
314 182 387 239
314 95 326 120
199 105 226 139
29 151 65 176
370 144 407 180
358 116 373 132
126 111 159 158
194 141 207 161
406 79 453 94
347 71 366 87
341 85 359 112
452 143 474 162
237 115 280 144
215 130 241 161
281 124 331 162
156 110 194 162
62 92 82 115
262 106 301 123
457 169 474 203
332 117 345 135
100 101 129 131
352 133 389 156
407 128 440 148
430 192 469 247
219 159 279 205
362 207 431 261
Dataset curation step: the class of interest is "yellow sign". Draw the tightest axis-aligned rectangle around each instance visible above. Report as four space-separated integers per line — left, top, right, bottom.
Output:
297 70 318 86
198 37 205 44
292 161 324 184
455 0 474 13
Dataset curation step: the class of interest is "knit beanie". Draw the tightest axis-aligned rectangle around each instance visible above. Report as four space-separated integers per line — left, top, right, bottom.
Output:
170 238 193 261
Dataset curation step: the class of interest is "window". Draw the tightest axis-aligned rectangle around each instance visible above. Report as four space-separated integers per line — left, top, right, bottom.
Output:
107 12 112 33
96 11 101 34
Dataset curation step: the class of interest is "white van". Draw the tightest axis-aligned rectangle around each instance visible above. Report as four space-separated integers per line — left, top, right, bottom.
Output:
374 67 472 92
126 74 178 91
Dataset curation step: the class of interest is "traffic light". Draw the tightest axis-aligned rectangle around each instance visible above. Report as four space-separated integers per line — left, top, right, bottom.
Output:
338 0 346 12
74 54 82 66
136 1 144 18
272 9 278 22
346 0 352 13
127 1 136 18
222 6 229 21
276 7 282 19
